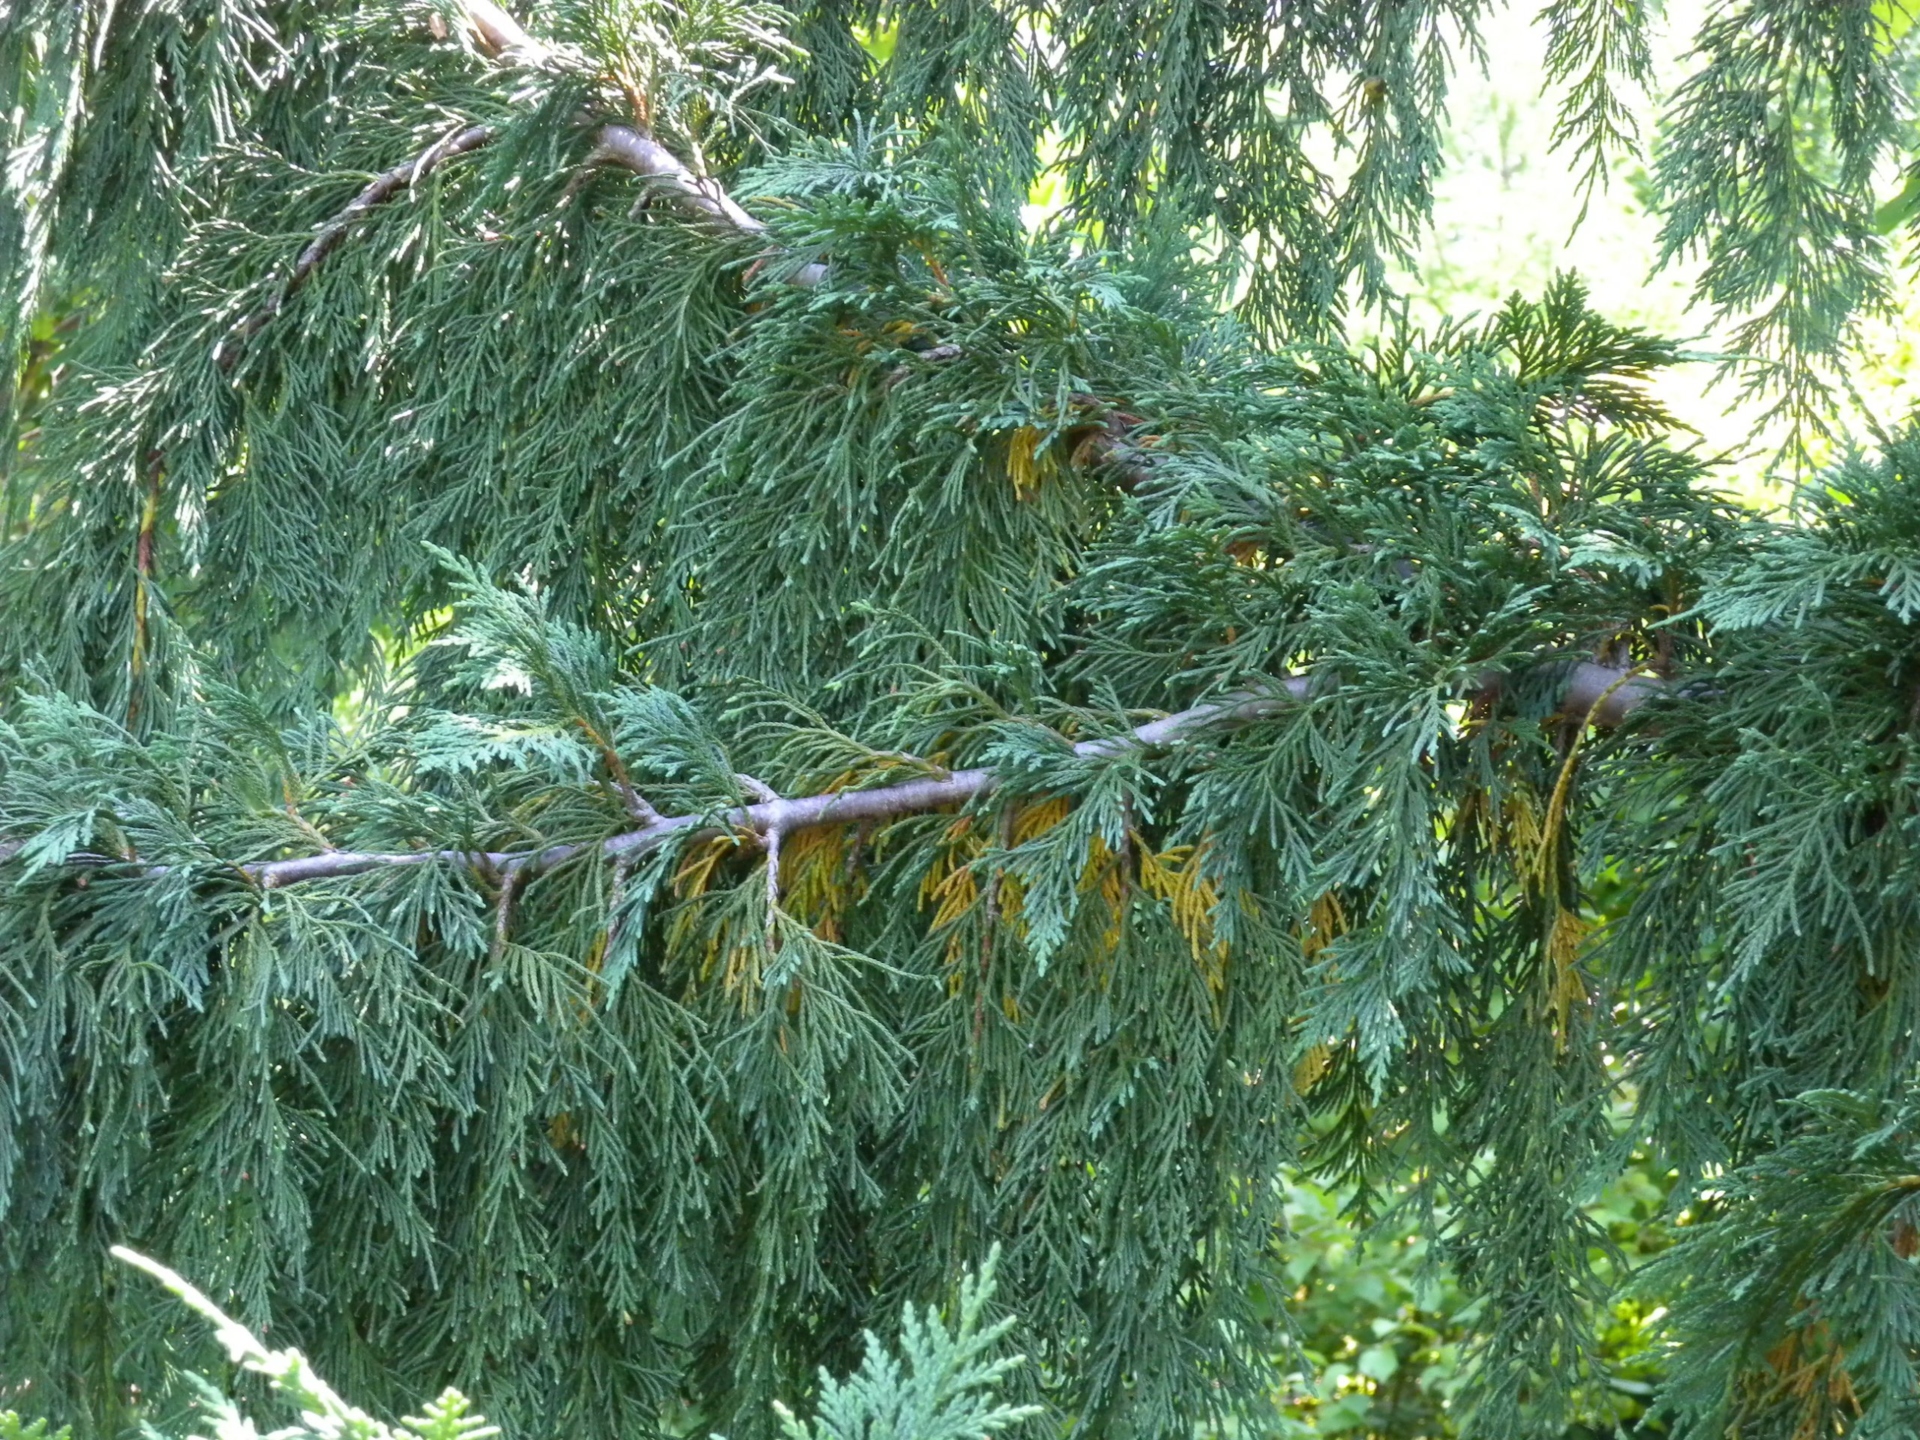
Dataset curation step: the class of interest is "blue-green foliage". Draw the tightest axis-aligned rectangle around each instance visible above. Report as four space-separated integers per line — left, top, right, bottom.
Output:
1637 1092 1920 1440
9 1248 1037 1440
770 1252 1040 1440
7 3 1920 1439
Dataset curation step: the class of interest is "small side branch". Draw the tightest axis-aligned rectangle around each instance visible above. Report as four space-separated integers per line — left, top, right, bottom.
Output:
218 0 815 373
1561 660 1662 727
211 0 535 370
591 126 767 236
283 124 496 289
735 773 781 804
588 126 825 283
764 824 783 943
217 123 497 368
127 451 165 726
490 867 522 961
459 0 550 62
453 2 774 245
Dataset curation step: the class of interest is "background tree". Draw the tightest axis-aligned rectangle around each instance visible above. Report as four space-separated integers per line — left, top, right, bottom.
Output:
5 3 1920 1438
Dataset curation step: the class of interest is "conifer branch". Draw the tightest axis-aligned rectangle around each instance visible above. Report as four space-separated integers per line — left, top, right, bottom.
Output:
489 866 521 960
1560 659 1662 727
734 773 782 804
763 821 783 939
0 662 1653 890
127 451 164 724
1068 415 1157 493
253 684 1319 887
218 0 811 369
588 125 769 236
454 1 789 246
582 124 827 282
457 0 548 64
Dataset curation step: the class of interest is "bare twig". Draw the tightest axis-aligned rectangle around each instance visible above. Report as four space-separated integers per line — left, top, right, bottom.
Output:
220 0 819 367
616 788 662 825
453 3 799 249
590 125 768 235
604 854 633 952
741 771 786 937
65 4 1668 899
588 125 825 282
1560 659 1663 727
459 0 549 61
127 451 165 724
490 867 521 961
764 823 783 942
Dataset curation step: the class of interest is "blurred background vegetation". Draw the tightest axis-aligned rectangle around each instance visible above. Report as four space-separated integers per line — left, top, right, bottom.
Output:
1264 1158 1674 1439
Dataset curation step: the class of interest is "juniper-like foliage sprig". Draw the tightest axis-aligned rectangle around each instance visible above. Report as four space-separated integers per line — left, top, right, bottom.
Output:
9 3 1920 1439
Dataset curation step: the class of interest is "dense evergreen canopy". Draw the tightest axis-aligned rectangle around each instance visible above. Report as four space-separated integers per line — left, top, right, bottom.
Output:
6 2 1920 1437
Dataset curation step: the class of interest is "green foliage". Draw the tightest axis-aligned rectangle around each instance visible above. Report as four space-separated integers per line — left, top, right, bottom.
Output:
769 1251 1040 1440
1267 1161 1673 1438
35 1248 1033 1440
7 3 1920 1439
112 1247 505 1440
1652 0 1920 445
1636 1092 1920 1440
1266 1179 1479 1438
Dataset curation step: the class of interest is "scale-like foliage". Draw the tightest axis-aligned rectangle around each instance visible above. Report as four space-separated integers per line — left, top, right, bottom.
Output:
6 3 1920 1439
1654 0 1920 445
1636 1093 1920 1440
71 1247 1037 1440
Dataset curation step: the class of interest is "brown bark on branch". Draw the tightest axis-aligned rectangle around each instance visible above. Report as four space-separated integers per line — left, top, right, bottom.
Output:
453 2 824 272
240 684 1319 887
587 125 825 281
58 1 1666 896
459 0 548 61
590 125 768 234
1561 660 1662 727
